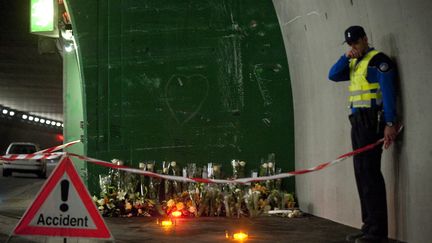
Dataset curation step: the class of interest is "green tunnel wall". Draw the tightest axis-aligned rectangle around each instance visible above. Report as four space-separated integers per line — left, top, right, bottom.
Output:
66 0 294 194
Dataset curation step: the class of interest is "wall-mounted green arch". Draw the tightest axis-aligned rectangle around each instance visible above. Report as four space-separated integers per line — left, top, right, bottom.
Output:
66 0 294 193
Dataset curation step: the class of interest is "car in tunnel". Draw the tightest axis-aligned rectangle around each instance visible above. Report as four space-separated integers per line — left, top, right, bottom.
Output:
2 142 47 178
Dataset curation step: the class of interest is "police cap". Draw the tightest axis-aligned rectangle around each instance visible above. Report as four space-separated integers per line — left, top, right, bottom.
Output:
344 26 366 45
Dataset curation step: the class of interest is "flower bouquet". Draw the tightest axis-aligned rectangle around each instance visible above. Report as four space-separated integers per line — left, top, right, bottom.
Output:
94 157 298 218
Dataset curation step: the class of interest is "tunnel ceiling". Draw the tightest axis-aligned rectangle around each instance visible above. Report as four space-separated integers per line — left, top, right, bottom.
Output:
0 0 63 121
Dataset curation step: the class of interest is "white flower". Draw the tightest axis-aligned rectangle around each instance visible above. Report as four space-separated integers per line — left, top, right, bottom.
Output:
92 196 98 202
239 161 246 167
268 162 274 168
97 199 105 206
111 158 123 165
189 206 196 213
117 190 127 201
98 206 105 210
262 163 268 168
293 210 302 217
139 162 145 169
231 160 239 166
170 161 176 167
147 163 154 170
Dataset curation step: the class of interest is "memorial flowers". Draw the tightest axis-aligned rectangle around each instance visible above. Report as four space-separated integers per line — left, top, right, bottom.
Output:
93 158 298 218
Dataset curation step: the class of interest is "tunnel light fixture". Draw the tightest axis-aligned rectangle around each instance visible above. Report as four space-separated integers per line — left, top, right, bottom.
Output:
64 42 75 53
0 105 63 130
61 29 73 41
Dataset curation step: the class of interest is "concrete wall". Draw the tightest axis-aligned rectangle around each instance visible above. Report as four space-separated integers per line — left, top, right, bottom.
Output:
273 0 432 242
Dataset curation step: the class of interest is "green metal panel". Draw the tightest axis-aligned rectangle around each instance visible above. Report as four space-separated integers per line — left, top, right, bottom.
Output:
63 46 86 180
67 0 294 194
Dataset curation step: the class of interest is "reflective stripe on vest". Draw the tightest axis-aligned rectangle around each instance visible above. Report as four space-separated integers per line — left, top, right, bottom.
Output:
348 50 381 108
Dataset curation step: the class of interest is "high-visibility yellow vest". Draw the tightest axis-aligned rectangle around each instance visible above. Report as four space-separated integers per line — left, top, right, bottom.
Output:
348 50 382 108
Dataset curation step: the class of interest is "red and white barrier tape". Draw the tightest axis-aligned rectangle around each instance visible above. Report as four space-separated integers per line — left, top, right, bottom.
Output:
66 152 234 184
0 140 79 161
35 139 80 154
1 125 403 184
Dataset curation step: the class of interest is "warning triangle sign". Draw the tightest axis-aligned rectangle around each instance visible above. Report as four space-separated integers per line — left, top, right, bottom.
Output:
12 157 112 239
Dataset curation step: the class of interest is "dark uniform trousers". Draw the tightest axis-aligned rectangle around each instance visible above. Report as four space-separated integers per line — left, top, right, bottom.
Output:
349 107 388 238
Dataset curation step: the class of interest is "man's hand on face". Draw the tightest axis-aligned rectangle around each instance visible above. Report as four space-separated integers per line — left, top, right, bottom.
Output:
345 49 361 59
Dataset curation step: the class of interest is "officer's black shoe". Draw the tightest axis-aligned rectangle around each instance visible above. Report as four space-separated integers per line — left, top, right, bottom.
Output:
354 235 388 243
346 232 364 242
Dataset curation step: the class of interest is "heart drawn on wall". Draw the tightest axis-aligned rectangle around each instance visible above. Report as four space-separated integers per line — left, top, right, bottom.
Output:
164 74 210 126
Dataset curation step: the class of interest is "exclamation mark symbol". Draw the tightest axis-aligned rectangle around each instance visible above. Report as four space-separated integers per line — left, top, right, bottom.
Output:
60 180 69 212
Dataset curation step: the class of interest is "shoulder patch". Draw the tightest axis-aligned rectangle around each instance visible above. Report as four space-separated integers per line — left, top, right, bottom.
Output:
378 62 390 72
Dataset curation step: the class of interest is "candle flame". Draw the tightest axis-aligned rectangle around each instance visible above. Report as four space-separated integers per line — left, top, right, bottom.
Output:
171 211 182 217
161 220 173 227
233 232 248 241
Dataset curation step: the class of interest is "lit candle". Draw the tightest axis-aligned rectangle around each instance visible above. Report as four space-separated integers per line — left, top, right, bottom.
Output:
161 220 173 227
233 232 248 241
171 211 182 217
157 218 175 228
226 231 249 241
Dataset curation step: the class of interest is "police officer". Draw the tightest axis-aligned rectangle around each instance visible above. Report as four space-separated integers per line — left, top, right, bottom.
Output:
328 26 398 243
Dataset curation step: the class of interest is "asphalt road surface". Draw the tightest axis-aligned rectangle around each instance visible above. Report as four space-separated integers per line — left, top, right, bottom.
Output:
0 162 58 216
